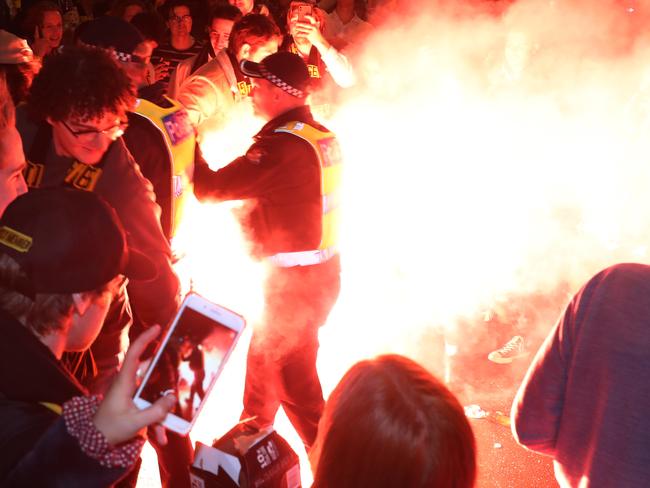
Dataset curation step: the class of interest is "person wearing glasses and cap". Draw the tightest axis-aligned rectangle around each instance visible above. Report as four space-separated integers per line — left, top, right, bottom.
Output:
16 45 180 394
194 51 342 449
0 188 176 486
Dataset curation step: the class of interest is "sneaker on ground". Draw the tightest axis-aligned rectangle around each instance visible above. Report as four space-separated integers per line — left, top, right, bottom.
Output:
487 335 528 364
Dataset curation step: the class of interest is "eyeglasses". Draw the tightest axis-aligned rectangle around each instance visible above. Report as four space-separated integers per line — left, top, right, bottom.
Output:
61 119 128 142
170 14 192 23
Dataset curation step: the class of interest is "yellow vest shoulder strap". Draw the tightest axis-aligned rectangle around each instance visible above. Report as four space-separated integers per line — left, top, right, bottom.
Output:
273 121 342 169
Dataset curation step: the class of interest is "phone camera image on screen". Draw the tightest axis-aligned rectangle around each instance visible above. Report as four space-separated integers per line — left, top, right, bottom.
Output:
140 307 237 422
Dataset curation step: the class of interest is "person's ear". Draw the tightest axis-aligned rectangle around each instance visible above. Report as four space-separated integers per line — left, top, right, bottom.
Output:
72 292 93 316
238 43 251 61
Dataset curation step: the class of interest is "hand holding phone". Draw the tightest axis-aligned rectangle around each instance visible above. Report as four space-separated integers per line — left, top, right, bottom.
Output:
93 325 176 445
133 294 246 435
290 4 324 45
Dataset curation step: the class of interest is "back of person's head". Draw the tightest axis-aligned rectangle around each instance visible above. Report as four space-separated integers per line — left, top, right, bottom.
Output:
110 0 148 22
310 354 477 488
210 3 243 23
77 16 152 88
0 30 36 105
78 16 145 55
228 13 281 57
0 187 154 336
131 11 167 45
26 44 136 123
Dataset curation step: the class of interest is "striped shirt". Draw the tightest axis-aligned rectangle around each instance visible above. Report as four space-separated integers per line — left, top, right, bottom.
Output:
154 39 203 83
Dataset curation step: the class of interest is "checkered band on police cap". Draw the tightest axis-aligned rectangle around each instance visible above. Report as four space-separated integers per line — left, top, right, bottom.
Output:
240 52 310 99
113 51 144 63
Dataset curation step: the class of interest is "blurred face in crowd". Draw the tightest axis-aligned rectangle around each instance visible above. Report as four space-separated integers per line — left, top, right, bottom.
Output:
209 17 235 52
48 111 127 165
40 10 63 49
168 5 192 39
0 127 28 216
123 3 144 22
122 41 153 88
229 0 254 15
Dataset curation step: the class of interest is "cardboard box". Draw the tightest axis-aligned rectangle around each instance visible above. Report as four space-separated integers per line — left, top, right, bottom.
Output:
190 425 301 488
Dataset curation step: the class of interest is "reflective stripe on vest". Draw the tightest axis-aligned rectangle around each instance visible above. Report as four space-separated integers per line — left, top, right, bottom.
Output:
134 97 195 237
270 120 342 267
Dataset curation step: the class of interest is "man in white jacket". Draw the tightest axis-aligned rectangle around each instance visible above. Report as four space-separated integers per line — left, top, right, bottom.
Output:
176 13 282 136
167 4 242 99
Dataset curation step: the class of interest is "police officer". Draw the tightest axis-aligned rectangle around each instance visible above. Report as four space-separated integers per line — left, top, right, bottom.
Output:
78 16 196 241
194 51 341 449
76 20 197 486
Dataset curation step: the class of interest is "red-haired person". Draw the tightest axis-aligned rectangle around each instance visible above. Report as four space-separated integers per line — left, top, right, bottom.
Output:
311 354 477 488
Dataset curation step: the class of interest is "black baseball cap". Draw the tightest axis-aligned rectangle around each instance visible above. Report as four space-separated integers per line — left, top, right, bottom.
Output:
0 188 156 295
240 51 310 98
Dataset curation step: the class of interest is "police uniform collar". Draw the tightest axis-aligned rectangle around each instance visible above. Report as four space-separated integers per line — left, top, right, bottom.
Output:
255 106 314 138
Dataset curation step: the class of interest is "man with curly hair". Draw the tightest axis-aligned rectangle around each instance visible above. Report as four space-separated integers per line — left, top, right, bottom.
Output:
16 45 180 399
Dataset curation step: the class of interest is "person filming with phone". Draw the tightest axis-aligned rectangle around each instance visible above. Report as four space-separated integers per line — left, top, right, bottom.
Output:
193 51 342 450
284 0 355 92
0 188 176 486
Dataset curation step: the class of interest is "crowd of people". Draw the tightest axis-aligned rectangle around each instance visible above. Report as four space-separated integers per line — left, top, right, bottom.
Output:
0 0 648 487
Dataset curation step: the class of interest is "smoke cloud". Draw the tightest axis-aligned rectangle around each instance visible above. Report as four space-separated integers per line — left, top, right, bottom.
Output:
318 0 650 388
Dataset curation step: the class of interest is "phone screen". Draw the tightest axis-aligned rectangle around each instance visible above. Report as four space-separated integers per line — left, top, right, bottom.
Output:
296 4 312 21
138 307 238 422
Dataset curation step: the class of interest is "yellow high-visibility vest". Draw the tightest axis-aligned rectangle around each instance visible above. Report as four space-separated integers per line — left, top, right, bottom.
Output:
269 121 342 267
134 97 195 238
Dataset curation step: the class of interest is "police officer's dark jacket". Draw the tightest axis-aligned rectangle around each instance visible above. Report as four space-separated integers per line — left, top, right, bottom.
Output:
194 106 327 257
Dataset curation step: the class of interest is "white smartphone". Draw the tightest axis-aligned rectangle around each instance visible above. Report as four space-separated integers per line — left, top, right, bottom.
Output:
133 293 245 435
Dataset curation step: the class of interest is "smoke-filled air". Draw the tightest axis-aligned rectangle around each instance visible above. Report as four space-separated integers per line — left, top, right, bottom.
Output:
152 0 650 484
